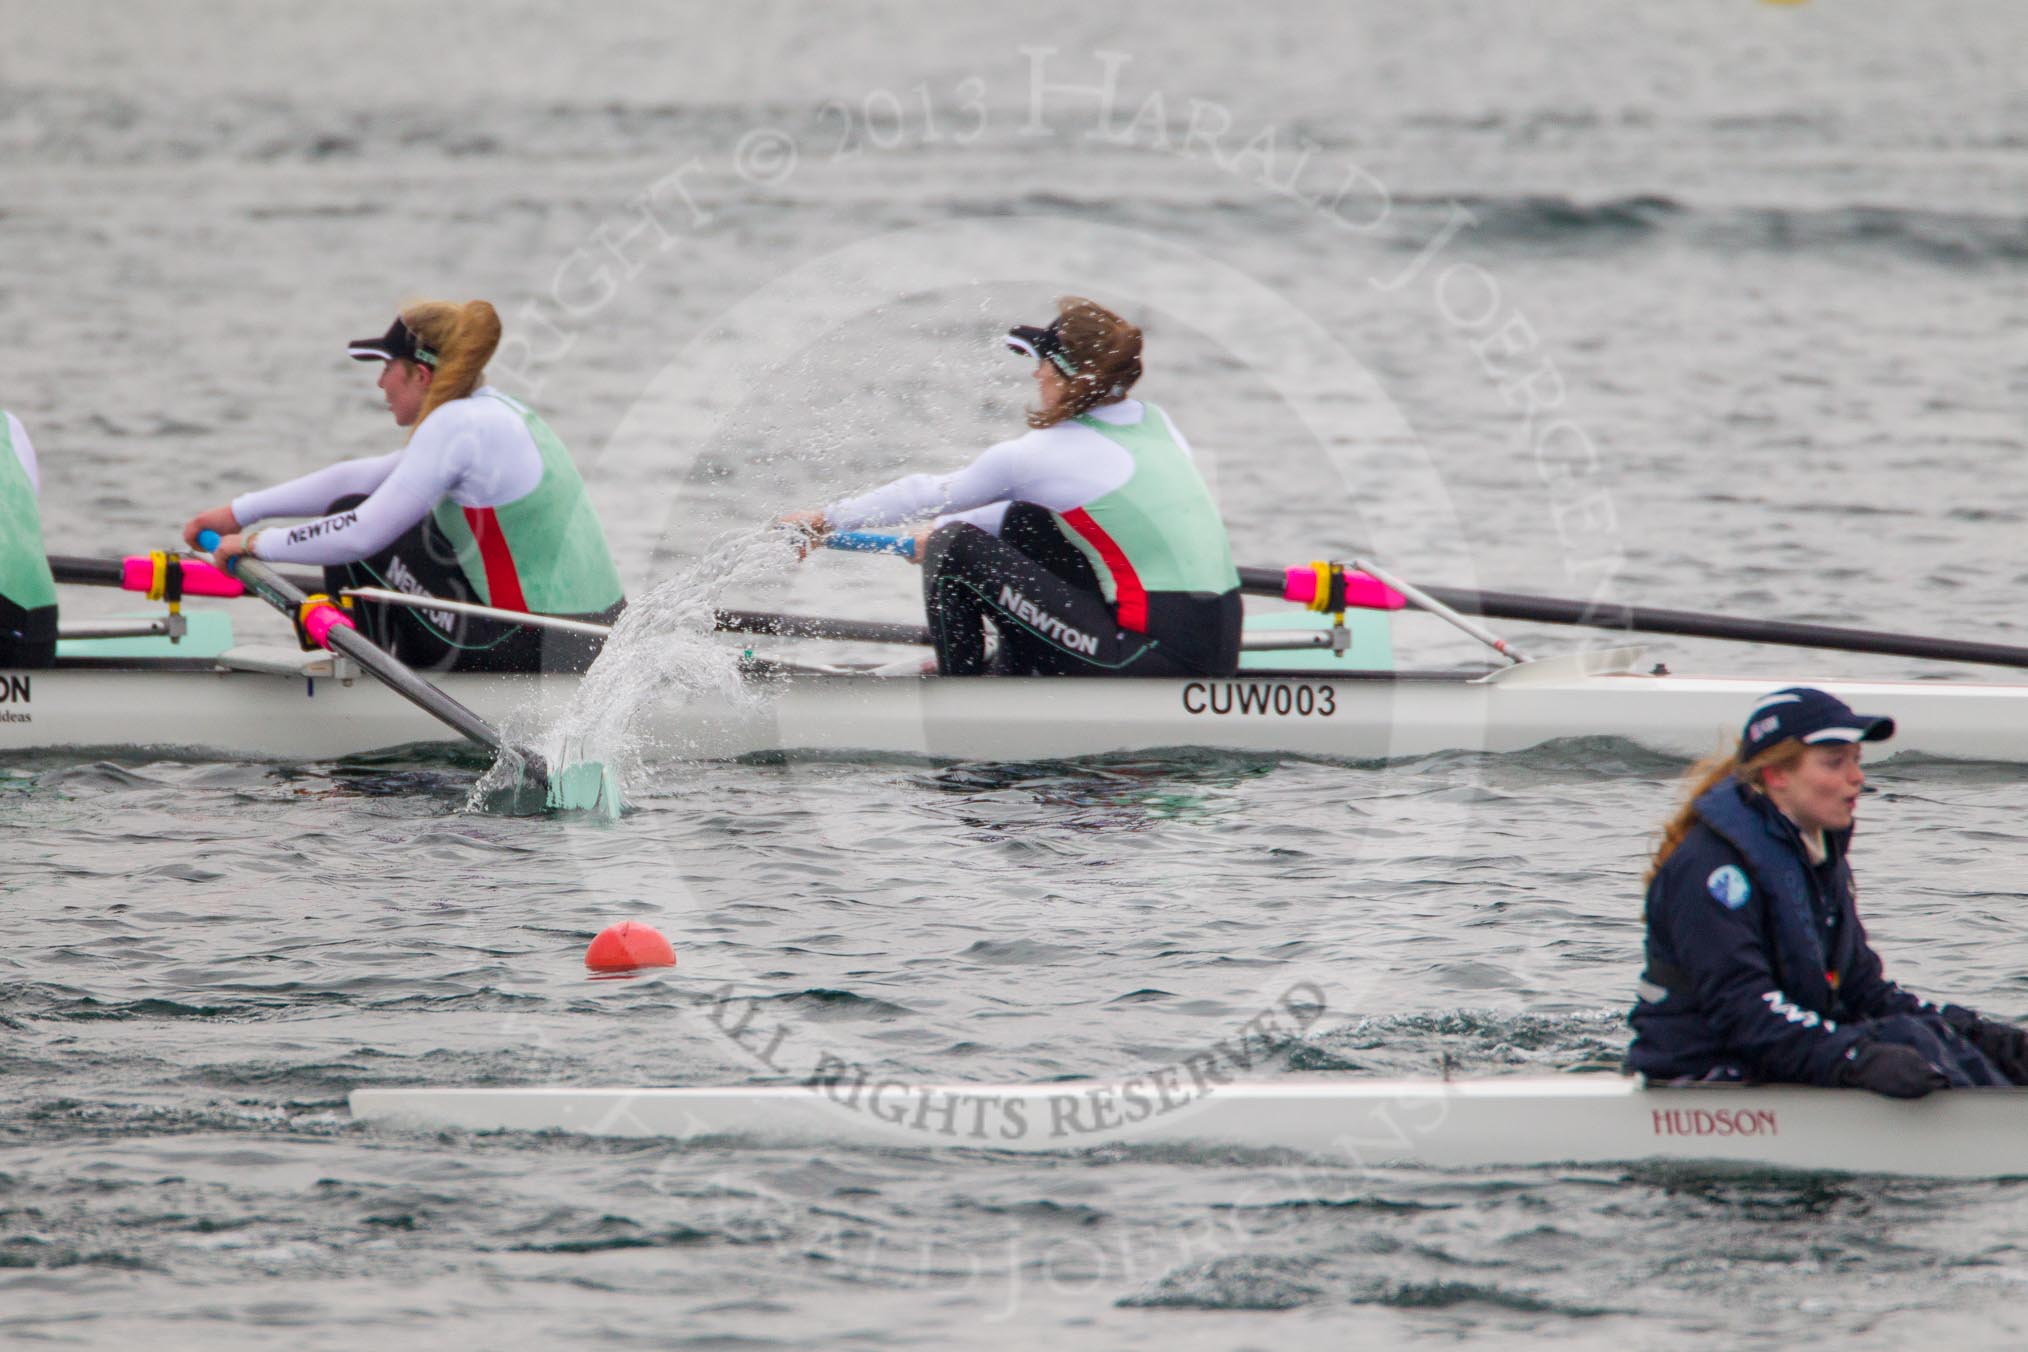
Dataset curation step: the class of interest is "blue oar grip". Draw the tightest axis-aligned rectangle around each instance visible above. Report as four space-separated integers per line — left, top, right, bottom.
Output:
826 531 916 559
195 529 242 575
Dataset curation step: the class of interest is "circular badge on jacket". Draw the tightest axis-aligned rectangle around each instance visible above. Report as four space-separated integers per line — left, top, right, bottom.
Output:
1707 864 1752 910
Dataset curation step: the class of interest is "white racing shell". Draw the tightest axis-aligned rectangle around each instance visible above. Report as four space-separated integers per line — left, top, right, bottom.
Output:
10 640 2028 763
349 1075 2028 1179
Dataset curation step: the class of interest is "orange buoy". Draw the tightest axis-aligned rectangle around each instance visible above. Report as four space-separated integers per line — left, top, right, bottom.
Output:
585 921 677 972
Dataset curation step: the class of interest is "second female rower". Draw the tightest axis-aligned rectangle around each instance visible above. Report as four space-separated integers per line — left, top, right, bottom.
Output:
783 297 1242 677
181 301 624 673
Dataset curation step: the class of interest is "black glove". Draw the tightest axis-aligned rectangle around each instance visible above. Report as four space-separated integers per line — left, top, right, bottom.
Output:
1968 1018 2028 1084
1936 1004 2028 1083
1839 1042 1949 1099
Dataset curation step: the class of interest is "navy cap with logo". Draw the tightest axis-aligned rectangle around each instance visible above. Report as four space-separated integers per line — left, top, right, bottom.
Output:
1739 686 1895 762
1003 320 1080 376
348 318 438 368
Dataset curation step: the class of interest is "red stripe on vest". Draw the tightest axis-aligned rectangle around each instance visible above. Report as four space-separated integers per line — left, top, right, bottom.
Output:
462 506 528 612
1061 507 1147 633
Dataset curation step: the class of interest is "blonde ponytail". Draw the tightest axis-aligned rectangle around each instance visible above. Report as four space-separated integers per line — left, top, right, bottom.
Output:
400 299 502 435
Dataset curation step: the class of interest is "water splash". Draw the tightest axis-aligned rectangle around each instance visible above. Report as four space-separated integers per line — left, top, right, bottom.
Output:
470 527 800 814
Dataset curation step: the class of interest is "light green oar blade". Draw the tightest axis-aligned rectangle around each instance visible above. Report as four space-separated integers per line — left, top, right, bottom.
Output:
544 759 623 817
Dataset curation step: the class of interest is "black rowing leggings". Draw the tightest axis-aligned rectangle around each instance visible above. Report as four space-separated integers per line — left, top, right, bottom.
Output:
920 505 1240 678
317 495 621 675
0 593 55 668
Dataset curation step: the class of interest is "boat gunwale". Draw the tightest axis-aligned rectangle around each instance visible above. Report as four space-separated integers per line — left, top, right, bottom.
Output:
37 656 1506 685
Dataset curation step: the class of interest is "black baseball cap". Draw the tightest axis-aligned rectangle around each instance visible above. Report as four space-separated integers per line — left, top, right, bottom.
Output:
348 317 438 368
1004 319 1079 376
1740 686 1895 761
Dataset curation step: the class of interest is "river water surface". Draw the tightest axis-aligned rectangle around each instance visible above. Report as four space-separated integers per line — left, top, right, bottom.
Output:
8 3 2028 1346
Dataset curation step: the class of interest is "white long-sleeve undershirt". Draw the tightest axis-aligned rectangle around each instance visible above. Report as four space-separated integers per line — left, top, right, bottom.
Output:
823 400 1191 537
233 387 545 565
8 413 38 496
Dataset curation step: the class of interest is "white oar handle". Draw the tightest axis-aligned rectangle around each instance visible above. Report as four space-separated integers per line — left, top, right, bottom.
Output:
1350 556 1533 665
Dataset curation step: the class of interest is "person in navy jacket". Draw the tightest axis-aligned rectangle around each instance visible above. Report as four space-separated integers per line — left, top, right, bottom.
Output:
1629 687 2028 1098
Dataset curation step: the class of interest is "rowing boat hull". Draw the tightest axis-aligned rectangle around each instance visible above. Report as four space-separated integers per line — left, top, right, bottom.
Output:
7 648 2028 763
347 1076 2028 1177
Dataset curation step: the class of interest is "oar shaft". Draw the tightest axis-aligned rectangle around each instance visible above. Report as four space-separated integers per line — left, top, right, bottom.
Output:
47 555 125 587
715 609 931 647
346 590 932 649
321 618 511 756
1238 566 2028 672
335 581 936 649
341 587 614 637
1414 588 2028 668
1349 557 1532 665
216 545 521 761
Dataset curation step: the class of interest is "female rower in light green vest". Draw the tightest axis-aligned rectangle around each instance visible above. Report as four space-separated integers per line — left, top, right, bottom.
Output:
180 300 624 674
0 409 58 668
783 296 1243 676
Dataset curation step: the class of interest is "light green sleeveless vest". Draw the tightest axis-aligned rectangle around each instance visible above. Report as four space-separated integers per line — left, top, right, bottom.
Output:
0 413 57 611
429 391 624 614
1052 403 1239 605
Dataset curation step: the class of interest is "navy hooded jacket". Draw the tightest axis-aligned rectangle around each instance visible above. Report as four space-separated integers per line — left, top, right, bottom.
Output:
1627 778 1933 1085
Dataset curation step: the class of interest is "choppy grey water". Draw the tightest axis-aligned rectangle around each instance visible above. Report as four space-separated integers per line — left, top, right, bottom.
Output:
9 2 2028 1346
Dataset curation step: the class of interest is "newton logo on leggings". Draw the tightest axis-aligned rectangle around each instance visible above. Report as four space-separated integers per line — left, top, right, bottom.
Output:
996 584 1100 656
